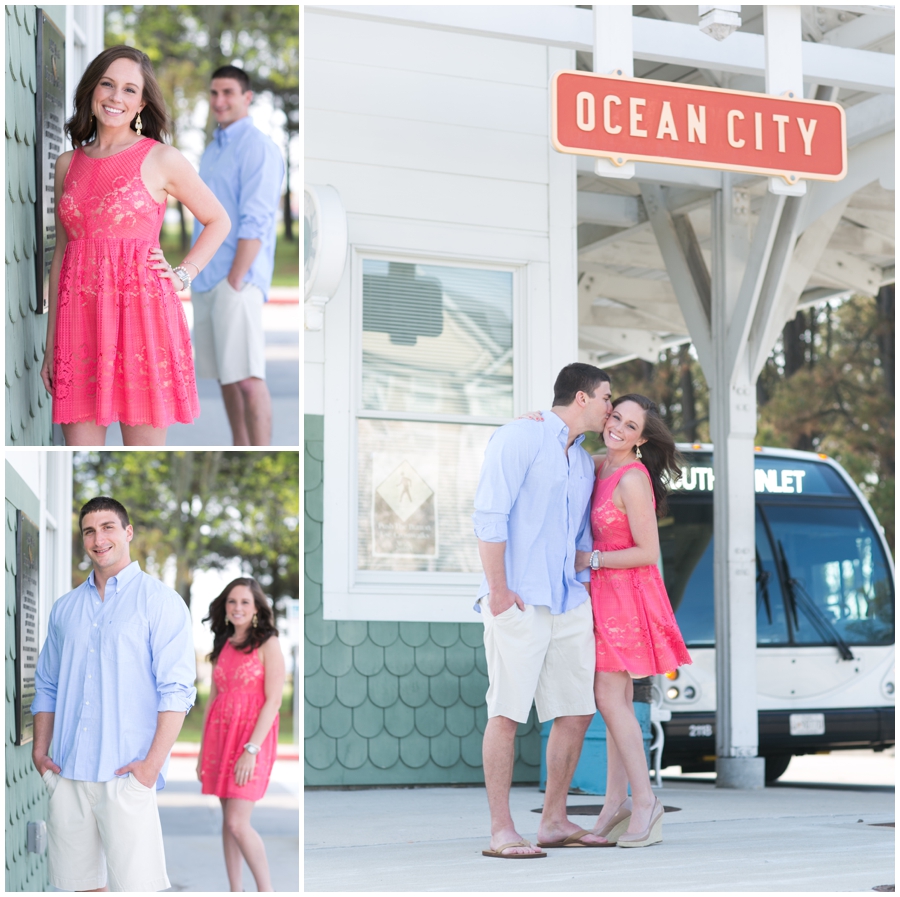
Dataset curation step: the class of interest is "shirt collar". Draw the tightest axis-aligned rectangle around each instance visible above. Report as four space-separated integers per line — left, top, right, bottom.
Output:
543 410 586 448
214 115 253 147
88 560 141 592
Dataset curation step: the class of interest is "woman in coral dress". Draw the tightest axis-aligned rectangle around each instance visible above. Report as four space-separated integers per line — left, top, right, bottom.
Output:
579 394 690 849
198 578 285 892
40 46 230 445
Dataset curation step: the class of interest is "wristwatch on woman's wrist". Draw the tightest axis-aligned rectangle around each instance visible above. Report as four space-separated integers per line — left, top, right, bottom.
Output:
590 549 603 570
172 265 191 290
243 742 260 755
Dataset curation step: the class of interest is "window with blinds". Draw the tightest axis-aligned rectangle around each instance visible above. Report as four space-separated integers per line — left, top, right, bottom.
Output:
357 258 515 575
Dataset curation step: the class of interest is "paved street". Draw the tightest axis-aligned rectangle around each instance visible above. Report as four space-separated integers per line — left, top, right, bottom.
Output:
161 748 299 892
105 292 299 447
305 750 894 892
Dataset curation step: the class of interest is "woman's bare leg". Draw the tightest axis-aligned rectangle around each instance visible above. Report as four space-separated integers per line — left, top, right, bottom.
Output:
223 798 273 892
219 798 245 892
62 422 108 446
120 423 167 446
594 670 656 834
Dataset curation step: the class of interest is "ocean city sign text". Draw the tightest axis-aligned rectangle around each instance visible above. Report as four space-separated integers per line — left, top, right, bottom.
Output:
551 71 846 184
675 466 808 494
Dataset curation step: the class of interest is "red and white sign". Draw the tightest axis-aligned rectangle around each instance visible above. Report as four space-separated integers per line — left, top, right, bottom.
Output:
551 71 846 183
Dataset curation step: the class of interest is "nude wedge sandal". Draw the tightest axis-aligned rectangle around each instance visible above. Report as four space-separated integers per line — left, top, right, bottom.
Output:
616 797 664 848
593 798 632 845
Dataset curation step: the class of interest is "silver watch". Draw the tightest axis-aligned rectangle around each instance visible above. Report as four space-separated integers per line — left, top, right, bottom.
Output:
172 265 191 290
243 742 260 755
590 549 602 570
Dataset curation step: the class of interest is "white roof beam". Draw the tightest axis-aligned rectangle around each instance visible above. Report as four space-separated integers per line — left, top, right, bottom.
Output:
312 7 894 93
577 192 645 228
820 12 895 48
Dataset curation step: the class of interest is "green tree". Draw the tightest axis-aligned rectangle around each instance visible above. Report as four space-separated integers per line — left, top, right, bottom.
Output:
72 451 300 610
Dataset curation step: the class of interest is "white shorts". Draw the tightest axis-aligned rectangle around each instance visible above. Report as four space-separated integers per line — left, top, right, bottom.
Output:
481 597 596 724
42 770 170 892
191 279 266 384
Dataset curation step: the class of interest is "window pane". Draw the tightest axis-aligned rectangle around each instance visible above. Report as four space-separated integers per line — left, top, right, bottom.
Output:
357 418 496 573
362 260 513 417
754 508 790 645
762 504 894 646
659 501 715 646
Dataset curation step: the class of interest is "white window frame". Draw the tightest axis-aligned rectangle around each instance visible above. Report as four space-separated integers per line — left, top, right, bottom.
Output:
322 245 527 622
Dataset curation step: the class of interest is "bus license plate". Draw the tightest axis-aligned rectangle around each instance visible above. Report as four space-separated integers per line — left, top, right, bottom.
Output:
789 713 825 736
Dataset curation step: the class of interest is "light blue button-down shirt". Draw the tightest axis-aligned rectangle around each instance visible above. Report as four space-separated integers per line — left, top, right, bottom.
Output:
190 115 284 299
472 411 595 614
31 561 196 790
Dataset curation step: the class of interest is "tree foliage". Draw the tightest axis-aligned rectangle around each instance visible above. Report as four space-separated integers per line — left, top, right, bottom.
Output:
601 289 894 552
72 452 300 610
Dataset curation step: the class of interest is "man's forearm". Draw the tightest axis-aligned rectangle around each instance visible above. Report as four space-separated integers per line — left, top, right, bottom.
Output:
32 712 55 759
477 539 509 594
227 238 262 288
144 711 187 771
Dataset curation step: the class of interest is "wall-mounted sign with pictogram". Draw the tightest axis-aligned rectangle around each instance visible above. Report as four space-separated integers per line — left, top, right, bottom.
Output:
551 71 846 185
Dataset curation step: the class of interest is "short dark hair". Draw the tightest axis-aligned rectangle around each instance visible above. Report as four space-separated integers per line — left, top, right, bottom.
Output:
79 497 130 530
552 363 611 407
210 64 251 93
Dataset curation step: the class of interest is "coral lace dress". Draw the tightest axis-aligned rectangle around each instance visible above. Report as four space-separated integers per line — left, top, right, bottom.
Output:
200 640 279 801
590 462 691 676
53 138 199 427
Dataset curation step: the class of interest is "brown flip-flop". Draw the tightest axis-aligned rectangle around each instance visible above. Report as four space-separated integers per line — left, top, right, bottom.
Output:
537 828 615 848
482 839 547 859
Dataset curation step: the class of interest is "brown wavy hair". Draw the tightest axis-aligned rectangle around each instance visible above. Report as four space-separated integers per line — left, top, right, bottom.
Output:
65 46 171 148
203 578 278 664
612 394 682 518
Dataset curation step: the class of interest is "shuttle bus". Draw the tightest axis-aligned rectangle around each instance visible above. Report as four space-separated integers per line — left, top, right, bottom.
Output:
658 446 895 782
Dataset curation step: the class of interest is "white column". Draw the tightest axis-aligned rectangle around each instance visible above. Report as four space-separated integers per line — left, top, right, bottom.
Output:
764 6 807 197
593 5 635 180
709 178 765 788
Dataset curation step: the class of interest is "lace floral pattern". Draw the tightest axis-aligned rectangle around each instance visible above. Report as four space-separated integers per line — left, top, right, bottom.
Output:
52 140 199 428
590 463 691 676
200 641 278 802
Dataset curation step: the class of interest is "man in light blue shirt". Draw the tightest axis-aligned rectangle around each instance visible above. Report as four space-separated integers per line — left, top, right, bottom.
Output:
32 497 196 891
190 65 285 446
473 363 612 858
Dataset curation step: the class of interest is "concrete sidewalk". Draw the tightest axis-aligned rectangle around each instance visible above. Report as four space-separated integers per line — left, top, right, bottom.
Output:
159 750 299 892
304 751 894 892
105 293 300 447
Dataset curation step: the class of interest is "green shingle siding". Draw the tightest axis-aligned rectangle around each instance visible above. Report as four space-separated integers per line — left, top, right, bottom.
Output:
6 5 51 446
5 463 50 891
304 414 542 786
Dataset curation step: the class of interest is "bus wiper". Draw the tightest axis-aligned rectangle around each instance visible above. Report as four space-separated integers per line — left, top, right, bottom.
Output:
756 550 772 625
776 539 855 661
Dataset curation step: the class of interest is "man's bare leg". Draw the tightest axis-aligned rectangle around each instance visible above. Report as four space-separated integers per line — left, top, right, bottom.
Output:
537 714 608 845
221 378 271 445
482 715 542 855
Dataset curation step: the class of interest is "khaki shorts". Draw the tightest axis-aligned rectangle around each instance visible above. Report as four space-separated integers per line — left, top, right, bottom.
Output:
481 597 596 723
42 770 170 892
191 279 266 384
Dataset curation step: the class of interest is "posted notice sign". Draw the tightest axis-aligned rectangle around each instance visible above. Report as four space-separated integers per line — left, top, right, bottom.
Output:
551 71 846 184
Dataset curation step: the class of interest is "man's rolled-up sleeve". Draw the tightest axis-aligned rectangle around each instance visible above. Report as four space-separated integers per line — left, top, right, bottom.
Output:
575 499 593 583
472 424 537 543
150 592 198 713
236 140 284 241
31 608 61 714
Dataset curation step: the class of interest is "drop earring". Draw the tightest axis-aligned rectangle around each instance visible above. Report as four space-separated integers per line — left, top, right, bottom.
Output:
635 446 643 459
134 112 143 135
252 614 258 629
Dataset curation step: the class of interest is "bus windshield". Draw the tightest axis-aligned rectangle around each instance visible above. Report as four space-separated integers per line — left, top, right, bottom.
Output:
660 498 894 647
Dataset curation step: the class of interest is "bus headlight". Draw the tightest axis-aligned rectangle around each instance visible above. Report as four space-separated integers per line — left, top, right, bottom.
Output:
666 687 679 700
665 670 679 680
683 686 696 699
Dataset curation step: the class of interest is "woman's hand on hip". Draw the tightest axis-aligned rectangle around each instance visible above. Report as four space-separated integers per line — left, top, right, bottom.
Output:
148 248 183 289
233 750 257 787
